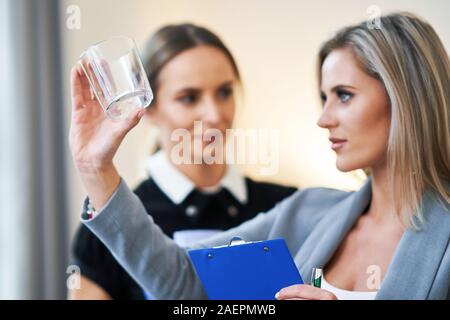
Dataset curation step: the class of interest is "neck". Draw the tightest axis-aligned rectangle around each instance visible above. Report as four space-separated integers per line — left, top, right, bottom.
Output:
160 141 228 189
367 161 399 225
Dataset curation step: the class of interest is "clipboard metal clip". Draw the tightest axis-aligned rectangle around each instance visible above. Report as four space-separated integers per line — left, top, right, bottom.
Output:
228 237 268 251
228 236 248 246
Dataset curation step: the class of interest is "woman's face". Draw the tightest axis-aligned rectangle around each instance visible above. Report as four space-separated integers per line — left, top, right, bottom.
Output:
317 47 391 172
146 45 237 153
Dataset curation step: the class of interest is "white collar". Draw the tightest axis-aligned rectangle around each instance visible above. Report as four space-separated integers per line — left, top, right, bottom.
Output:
145 151 248 205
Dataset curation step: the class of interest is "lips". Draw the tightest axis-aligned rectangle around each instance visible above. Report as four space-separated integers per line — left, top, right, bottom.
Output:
329 137 347 150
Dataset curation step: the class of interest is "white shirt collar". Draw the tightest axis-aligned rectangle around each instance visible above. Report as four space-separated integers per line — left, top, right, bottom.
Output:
145 151 248 205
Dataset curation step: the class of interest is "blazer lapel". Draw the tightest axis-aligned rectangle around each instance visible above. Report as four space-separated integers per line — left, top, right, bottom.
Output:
295 179 373 282
294 179 449 299
377 191 450 299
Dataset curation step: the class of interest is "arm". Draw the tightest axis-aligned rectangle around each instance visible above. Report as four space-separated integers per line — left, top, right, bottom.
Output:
82 178 279 299
69 66 277 299
69 65 205 299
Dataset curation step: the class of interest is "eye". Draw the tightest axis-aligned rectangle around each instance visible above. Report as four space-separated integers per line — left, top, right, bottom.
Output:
217 86 233 100
320 92 327 104
337 89 353 103
177 93 198 105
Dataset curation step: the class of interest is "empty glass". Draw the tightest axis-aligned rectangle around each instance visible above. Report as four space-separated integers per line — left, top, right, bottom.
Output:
79 36 153 121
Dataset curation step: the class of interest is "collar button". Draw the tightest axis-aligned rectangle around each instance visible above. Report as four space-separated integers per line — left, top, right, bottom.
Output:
227 205 238 217
185 205 199 217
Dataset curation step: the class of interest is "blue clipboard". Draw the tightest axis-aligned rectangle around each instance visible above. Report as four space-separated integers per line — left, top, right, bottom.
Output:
188 238 303 300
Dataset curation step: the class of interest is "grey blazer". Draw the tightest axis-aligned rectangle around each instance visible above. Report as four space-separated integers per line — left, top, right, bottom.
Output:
82 178 450 299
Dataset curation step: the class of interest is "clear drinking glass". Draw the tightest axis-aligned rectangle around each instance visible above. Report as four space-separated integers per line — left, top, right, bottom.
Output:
79 36 153 121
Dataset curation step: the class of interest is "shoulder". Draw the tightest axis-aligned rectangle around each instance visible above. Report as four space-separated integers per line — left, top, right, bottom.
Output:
245 177 297 200
132 177 157 200
132 177 174 211
273 186 355 227
230 185 356 246
286 186 352 207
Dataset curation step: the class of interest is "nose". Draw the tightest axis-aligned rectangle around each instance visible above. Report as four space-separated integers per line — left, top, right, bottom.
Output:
317 103 338 129
202 97 222 125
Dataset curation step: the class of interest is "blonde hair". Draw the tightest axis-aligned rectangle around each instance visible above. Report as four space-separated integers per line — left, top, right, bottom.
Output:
318 12 450 228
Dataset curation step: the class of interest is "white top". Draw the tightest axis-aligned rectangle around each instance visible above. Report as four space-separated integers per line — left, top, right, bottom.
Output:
145 151 248 205
321 274 378 300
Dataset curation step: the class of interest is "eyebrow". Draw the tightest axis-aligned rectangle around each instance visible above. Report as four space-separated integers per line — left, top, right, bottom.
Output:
174 80 234 95
320 84 357 94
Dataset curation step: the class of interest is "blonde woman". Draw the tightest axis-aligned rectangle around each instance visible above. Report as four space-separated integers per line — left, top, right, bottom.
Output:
69 12 450 299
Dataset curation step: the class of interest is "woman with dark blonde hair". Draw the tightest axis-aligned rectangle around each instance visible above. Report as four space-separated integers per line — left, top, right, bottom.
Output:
69 12 450 299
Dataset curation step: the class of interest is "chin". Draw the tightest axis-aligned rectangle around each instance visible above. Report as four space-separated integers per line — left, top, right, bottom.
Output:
335 157 360 172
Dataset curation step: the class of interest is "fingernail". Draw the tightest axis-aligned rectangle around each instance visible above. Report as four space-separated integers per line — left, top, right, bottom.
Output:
275 292 280 299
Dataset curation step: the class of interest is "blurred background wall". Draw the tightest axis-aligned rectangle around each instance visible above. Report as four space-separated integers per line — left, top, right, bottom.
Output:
1 0 449 299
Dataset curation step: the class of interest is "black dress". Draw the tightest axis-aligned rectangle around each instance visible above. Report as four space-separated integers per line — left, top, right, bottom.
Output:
72 177 296 299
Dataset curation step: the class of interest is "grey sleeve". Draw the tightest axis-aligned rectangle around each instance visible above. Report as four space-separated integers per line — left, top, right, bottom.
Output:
81 178 279 299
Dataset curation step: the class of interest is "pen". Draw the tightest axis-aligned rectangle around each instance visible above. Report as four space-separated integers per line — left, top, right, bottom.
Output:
311 267 322 288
